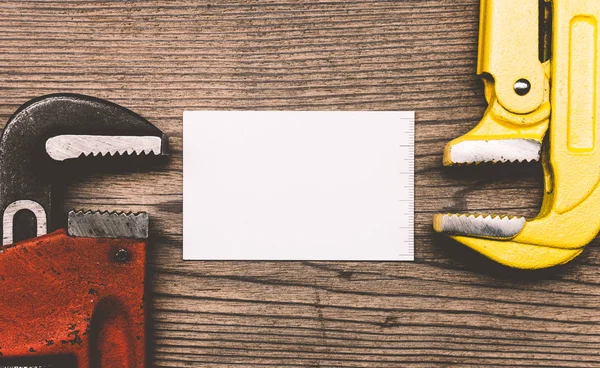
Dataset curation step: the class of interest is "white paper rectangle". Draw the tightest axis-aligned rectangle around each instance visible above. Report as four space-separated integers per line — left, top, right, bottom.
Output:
183 111 414 260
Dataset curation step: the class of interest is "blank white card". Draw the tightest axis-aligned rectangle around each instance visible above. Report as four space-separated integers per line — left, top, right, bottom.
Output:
183 111 414 260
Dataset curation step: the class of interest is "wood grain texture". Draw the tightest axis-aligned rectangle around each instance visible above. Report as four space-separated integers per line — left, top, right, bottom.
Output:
0 0 598 367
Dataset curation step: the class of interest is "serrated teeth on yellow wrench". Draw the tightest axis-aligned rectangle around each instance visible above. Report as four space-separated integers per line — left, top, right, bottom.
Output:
433 213 525 239
444 139 541 165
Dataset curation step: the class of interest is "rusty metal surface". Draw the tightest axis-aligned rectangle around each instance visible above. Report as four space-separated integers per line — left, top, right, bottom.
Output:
0 230 146 368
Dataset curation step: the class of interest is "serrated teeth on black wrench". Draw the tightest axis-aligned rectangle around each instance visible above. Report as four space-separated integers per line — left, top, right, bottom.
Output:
45 135 163 161
67 210 149 239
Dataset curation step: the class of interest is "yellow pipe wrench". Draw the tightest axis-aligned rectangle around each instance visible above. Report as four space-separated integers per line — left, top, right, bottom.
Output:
434 0 600 269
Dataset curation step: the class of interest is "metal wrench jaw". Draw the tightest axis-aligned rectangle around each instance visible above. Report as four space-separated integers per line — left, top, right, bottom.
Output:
443 75 551 166
434 87 586 270
435 137 600 269
434 76 559 269
433 62 582 269
0 93 168 244
433 198 593 270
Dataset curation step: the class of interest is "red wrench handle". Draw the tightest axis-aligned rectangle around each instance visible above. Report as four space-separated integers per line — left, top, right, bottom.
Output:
0 230 146 368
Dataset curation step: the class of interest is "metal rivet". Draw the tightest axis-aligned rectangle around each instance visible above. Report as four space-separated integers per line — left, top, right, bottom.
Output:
514 79 531 96
114 248 129 262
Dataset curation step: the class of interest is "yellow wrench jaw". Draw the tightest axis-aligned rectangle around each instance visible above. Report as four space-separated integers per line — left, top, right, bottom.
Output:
436 182 599 269
436 143 600 269
442 96 550 166
444 58 551 166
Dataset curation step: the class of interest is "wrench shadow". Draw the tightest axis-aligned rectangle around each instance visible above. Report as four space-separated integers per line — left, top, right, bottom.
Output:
431 231 582 281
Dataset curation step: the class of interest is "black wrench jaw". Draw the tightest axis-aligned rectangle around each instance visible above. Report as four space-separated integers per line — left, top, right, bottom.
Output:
0 93 168 244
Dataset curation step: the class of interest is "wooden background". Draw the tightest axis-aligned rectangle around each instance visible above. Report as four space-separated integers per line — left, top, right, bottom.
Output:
1 0 599 366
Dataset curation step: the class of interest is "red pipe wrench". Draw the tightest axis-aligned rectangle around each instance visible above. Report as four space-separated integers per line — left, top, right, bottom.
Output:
0 94 168 368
